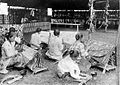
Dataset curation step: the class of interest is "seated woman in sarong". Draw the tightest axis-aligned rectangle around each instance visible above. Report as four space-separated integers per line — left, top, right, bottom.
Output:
46 29 64 61
30 28 49 56
69 33 91 72
57 50 92 84
0 32 29 74
30 28 44 50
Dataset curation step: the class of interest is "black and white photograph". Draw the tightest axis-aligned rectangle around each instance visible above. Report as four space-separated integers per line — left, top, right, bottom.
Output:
0 0 119 85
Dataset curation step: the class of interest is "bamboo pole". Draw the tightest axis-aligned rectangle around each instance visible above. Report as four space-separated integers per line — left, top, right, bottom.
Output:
89 0 95 32
88 0 95 40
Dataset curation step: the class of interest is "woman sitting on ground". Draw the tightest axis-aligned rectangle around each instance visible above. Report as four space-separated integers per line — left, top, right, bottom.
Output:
69 33 91 72
46 29 64 61
57 50 92 83
0 32 28 74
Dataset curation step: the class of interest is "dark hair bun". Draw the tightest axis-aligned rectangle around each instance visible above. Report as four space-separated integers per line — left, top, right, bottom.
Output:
9 27 15 32
54 29 60 36
75 33 83 40
69 50 79 58
36 28 42 32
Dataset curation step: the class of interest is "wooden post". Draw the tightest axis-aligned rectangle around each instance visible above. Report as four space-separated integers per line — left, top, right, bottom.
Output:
2 15 4 24
77 25 79 32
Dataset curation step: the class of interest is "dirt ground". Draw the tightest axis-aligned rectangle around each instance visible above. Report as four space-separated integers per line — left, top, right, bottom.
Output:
0 30 118 85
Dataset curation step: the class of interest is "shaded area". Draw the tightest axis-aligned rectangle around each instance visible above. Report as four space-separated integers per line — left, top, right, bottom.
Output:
1 0 119 10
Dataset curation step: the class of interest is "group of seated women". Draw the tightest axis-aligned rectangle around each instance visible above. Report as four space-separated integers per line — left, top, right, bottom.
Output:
0 27 93 84
0 27 46 75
